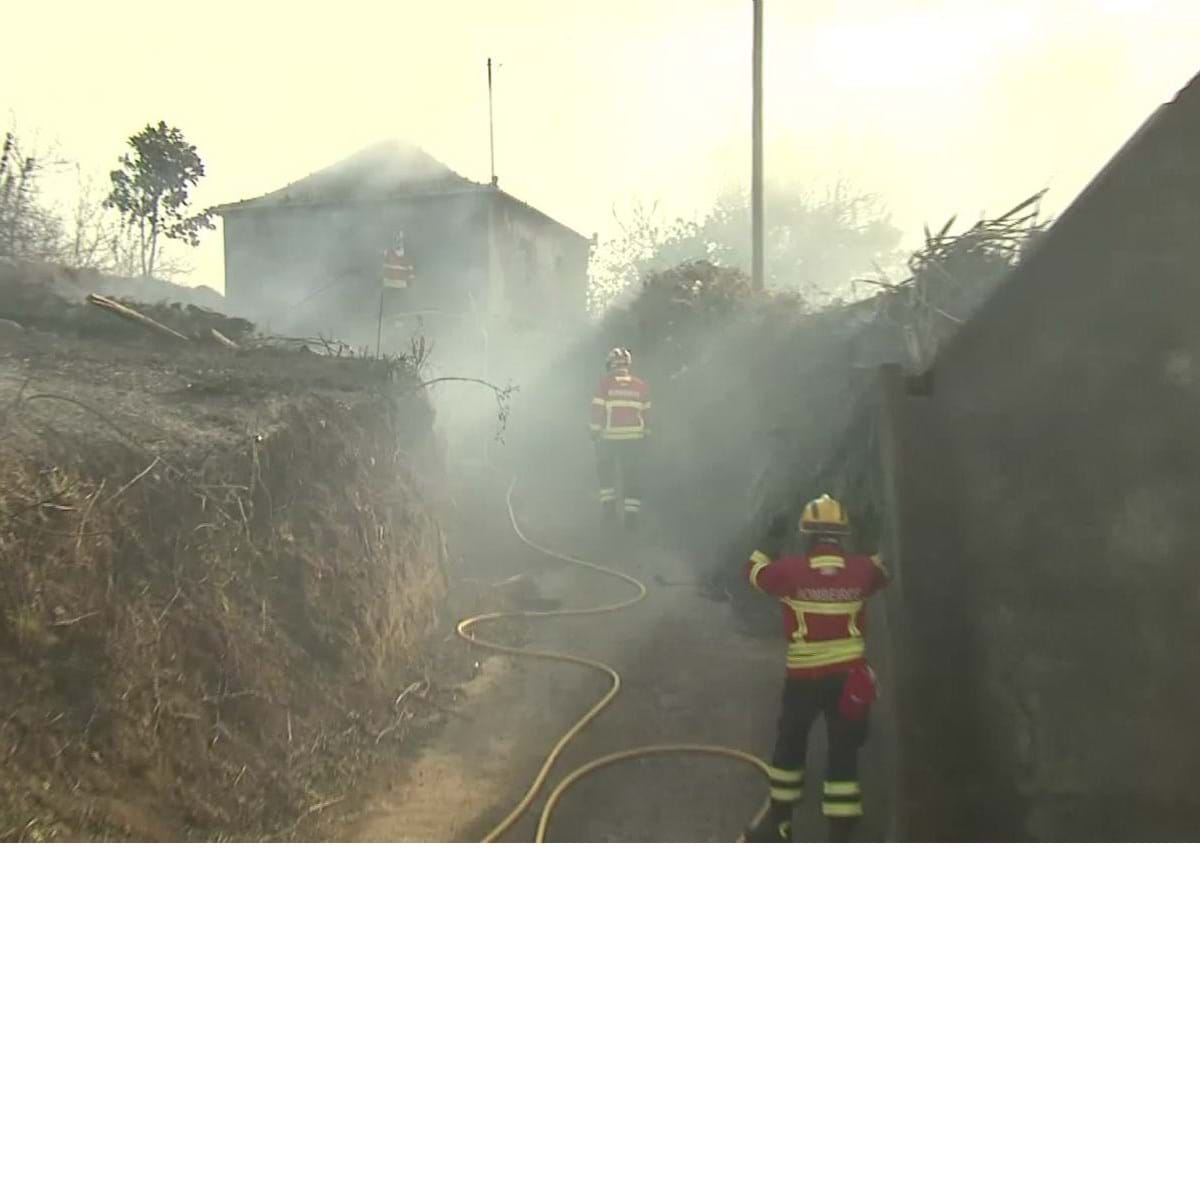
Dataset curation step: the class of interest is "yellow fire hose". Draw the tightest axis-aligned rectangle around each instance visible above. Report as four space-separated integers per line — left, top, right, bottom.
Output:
456 480 771 843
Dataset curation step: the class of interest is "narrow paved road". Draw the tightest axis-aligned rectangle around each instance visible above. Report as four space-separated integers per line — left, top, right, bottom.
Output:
349 465 892 843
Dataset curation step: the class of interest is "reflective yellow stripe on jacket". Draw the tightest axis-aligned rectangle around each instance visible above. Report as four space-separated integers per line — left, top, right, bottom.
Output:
782 595 865 669
785 637 865 670
748 550 772 590
809 554 845 570
601 397 648 439
751 551 866 670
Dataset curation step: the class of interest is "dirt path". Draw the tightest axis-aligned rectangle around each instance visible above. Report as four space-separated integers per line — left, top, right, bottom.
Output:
347 468 892 843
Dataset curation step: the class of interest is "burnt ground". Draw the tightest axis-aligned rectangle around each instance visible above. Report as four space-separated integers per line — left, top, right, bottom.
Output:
0 328 393 459
339 446 893 844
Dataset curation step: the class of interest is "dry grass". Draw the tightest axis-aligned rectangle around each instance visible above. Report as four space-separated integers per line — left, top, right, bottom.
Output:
0 333 448 841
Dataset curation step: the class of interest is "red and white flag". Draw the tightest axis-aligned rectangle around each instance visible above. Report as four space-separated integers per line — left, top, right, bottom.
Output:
382 233 414 289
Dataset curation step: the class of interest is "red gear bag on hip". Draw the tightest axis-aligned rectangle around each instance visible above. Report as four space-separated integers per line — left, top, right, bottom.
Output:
838 663 878 721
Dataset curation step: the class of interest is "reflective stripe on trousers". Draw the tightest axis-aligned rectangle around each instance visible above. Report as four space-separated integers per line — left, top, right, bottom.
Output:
769 672 867 819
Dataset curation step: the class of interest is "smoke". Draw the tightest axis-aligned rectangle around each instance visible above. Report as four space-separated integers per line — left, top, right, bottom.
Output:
10 0 1196 297
10 0 1195 560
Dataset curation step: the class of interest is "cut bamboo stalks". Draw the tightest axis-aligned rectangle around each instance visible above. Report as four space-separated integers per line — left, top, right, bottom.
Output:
86 293 189 342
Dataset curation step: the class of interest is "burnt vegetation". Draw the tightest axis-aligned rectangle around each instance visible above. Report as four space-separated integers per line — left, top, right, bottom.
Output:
0 314 448 841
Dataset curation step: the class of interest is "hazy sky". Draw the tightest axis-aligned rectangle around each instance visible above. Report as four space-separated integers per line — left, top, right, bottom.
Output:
6 0 1198 292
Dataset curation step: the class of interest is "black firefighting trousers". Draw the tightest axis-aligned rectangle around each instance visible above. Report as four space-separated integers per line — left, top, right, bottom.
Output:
765 670 868 841
594 438 644 518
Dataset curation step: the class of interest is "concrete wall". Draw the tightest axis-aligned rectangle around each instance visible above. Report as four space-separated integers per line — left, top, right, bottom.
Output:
489 201 589 327
482 199 591 383
881 79 1200 840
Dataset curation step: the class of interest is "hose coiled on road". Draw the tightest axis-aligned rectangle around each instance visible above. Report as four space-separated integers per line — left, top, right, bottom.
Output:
456 480 770 842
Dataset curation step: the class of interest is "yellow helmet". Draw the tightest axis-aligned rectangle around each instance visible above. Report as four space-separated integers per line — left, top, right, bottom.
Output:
606 347 633 372
799 494 849 537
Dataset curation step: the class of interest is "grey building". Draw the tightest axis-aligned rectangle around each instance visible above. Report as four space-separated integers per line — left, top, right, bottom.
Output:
214 141 591 364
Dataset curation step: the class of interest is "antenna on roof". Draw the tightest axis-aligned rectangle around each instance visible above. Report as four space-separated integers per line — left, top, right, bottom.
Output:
487 57 499 187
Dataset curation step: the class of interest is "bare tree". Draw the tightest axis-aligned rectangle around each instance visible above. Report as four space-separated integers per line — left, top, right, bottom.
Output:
588 199 704 313
59 167 143 276
589 181 905 312
0 131 63 260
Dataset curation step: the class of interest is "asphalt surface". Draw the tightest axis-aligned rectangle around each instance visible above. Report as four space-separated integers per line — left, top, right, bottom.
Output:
351 462 892 843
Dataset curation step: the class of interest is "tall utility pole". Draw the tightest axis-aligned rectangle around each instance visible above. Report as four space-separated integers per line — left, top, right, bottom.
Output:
487 57 498 186
751 0 764 290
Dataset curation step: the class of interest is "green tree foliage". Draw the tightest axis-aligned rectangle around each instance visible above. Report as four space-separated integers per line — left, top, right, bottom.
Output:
105 121 214 278
590 182 904 311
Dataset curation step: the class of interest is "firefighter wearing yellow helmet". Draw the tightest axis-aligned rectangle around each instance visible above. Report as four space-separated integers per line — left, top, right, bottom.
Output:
743 494 890 842
589 347 650 530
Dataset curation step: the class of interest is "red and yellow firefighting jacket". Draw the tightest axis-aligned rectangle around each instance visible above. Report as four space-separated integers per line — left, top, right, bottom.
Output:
590 371 650 440
746 539 890 677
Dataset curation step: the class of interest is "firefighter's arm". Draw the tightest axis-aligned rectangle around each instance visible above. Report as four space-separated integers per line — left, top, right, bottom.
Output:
746 515 793 596
589 389 605 437
641 388 651 436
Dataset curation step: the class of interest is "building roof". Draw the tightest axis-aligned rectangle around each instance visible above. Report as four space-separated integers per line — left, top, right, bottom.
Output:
490 187 590 244
213 139 589 243
213 141 478 214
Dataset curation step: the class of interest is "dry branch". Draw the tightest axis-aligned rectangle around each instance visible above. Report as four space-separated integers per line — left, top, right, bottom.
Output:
107 457 160 504
86 294 189 342
864 189 1049 369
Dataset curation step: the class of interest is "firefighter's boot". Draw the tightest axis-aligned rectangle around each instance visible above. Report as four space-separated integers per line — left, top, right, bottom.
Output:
744 802 793 843
827 816 861 843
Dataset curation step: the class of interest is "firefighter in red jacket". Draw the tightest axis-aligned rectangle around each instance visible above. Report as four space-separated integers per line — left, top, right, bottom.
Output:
744 495 890 842
590 347 650 530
